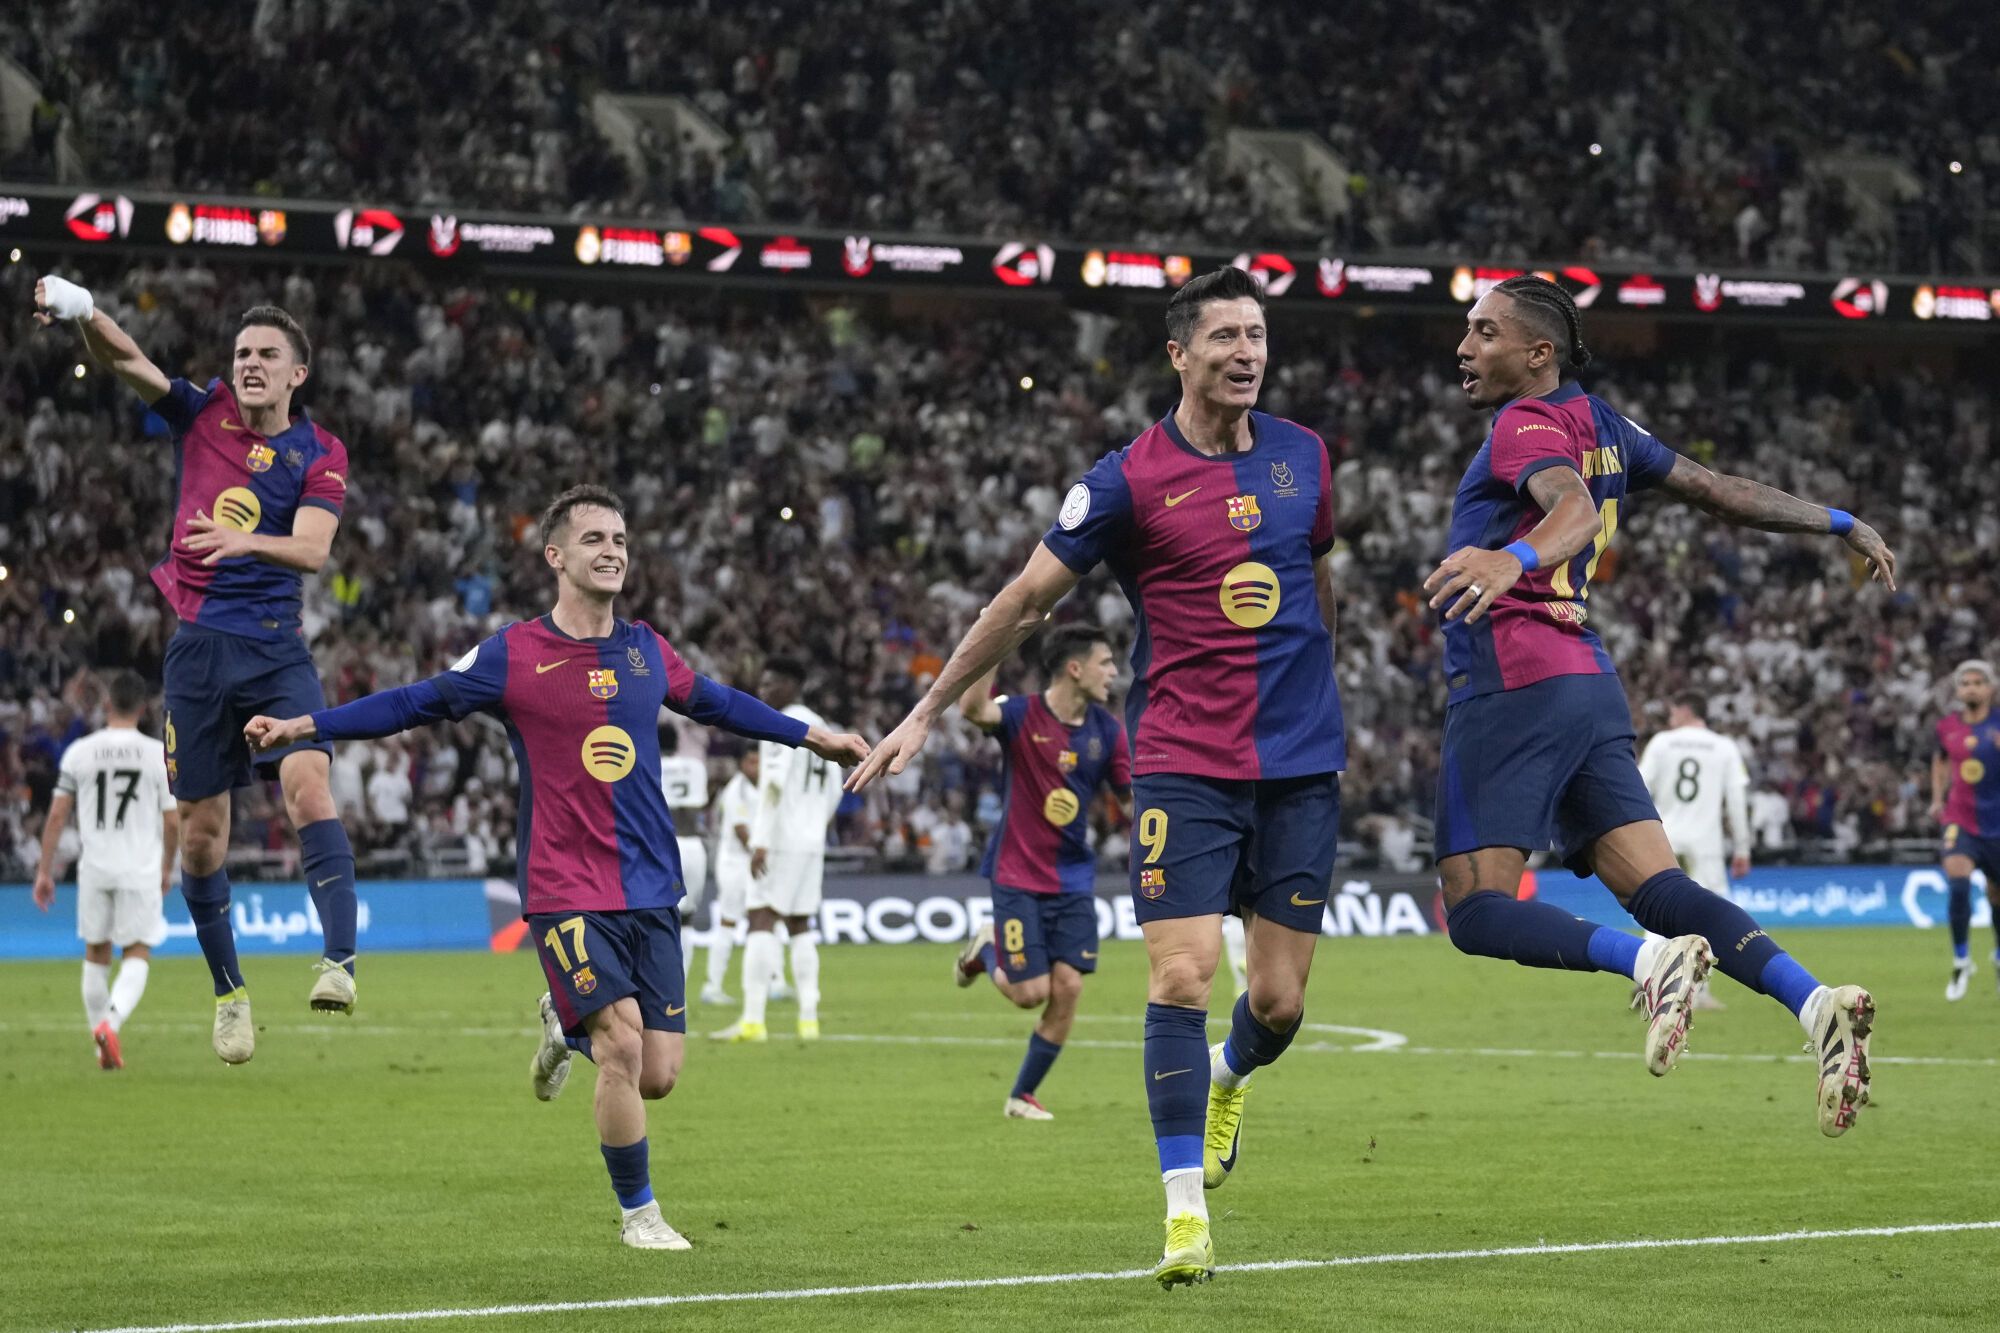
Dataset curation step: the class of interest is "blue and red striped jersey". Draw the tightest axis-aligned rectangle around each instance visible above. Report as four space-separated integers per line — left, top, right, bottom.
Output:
978 692 1131 895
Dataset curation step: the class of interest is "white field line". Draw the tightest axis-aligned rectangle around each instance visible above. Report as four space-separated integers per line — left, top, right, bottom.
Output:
71 1220 2000 1333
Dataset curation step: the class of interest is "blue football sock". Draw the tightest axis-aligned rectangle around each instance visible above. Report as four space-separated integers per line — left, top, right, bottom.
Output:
1626 868 1821 1015
1445 889 1609 972
1144 1002 1207 1174
1946 877 1973 960
1221 991 1299 1077
299 818 357 972
599 1138 653 1210
978 943 997 975
1011 1032 1062 1099
182 870 245 996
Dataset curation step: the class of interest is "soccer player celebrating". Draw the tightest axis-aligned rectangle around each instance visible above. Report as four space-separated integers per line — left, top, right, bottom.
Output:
851 267 1345 1287
245 486 869 1250
1931 660 2000 1000
952 624 1132 1121
36 273 359 1063
32 671 178 1069
1423 275 1897 1136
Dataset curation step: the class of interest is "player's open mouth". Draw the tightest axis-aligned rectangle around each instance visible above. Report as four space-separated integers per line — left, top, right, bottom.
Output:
1459 368 1479 392
1226 372 1256 388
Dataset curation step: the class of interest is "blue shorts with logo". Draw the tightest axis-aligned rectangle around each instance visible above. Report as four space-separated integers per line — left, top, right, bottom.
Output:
989 885 1099 979
1435 673 1659 876
163 622 331 800
1942 826 2000 881
1130 771 1341 934
529 907 686 1038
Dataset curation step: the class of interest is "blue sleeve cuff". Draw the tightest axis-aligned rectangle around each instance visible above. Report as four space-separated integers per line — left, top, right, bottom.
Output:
1511 456 1578 496
1827 508 1855 536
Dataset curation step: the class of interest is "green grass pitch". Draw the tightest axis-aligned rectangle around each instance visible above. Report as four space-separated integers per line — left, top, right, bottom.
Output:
2 925 1994 1332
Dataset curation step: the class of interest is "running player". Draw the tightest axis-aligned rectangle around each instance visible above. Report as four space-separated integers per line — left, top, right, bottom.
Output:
31 671 178 1070
1635 691 1753 1010
245 486 868 1250
36 273 359 1064
952 624 1132 1120
1423 275 1897 1136
713 657 845 1042
1931 660 2000 1000
698 749 759 1007
851 266 1344 1287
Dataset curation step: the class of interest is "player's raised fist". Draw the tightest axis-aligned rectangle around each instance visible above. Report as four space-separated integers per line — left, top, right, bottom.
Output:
803 726 871 768
244 714 315 752
845 712 932 792
35 274 94 323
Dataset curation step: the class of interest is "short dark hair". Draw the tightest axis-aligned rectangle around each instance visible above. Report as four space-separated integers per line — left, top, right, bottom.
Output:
1166 266 1265 348
1492 275 1592 377
1672 690 1708 721
107 670 149 717
539 484 625 547
763 655 806 685
1043 623 1109 677
239 305 311 365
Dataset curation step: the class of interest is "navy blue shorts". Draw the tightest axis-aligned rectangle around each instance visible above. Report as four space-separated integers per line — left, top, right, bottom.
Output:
1129 771 1341 934
529 908 686 1038
1942 826 2000 880
989 885 1099 979
163 623 331 800
1434 673 1659 876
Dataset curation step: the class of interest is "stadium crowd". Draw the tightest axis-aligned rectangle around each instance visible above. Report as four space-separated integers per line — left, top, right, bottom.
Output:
5 2 1996 268
2 256 1991 881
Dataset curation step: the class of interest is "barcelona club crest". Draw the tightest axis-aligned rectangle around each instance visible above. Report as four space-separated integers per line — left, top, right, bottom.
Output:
572 966 597 996
246 443 276 473
587 668 619 699
1226 494 1262 532
1057 748 1079 772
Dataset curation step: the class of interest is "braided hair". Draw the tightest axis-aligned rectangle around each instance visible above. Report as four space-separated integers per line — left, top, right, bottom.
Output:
1493 275 1593 379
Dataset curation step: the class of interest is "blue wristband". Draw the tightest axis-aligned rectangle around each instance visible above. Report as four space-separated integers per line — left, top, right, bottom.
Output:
1502 539 1540 572
1827 508 1855 536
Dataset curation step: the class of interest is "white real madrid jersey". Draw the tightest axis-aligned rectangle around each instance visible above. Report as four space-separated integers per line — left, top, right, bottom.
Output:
55 727 175 890
1638 725 1750 857
750 703 844 854
660 755 709 812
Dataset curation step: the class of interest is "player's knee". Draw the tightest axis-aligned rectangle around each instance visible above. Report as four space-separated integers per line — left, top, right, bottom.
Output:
1149 955 1212 1006
1011 978 1049 1009
1050 970 1085 1009
1247 985 1303 1032
84 941 112 965
639 1066 678 1100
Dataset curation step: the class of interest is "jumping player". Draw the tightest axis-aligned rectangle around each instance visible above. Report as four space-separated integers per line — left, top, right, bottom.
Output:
36 273 359 1064
851 266 1345 1287
1423 275 1898 1136
952 624 1132 1120
1931 660 2000 1000
245 486 869 1250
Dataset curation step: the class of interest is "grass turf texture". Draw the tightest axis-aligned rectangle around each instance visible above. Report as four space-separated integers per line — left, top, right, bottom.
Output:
1 924 1991 1332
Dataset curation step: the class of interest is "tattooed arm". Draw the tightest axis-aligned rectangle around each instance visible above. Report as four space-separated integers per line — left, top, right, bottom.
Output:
1655 454 1897 589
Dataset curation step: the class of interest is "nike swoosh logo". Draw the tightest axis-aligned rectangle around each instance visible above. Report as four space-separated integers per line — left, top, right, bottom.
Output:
1290 893 1326 907
315 875 342 888
1164 487 1201 507
664 1004 686 1017
535 659 572 674
1153 1067 1192 1081
220 418 244 432
1080 950 1097 959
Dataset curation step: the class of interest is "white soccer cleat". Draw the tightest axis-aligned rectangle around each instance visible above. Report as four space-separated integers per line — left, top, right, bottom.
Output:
213 989 254 1065
619 1201 692 1251
954 928 987 988
1004 1094 1053 1120
1638 934 1712 1076
308 958 356 1014
1803 985 1874 1138
1946 958 1974 1002
530 993 574 1102
697 984 733 1007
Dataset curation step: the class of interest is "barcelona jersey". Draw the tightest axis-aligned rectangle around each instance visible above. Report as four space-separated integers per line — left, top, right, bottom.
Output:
1042 410 1344 781
978 692 1131 895
1937 711 2000 837
150 377 348 639
1441 382 1679 703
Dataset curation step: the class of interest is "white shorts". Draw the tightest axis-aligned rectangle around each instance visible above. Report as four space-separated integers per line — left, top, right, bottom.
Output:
676 836 708 917
77 883 167 949
746 849 825 918
713 862 751 922
1676 850 1730 893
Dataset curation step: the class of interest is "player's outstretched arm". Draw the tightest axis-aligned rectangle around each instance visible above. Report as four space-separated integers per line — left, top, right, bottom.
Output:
1656 454 1896 589
34 275 170 403
959 664 1004 732
246 675 471 753
847 542 1080 791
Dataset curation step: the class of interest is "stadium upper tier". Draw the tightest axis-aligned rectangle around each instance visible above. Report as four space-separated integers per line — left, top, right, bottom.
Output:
3 1 1995 272
1 256 1989 878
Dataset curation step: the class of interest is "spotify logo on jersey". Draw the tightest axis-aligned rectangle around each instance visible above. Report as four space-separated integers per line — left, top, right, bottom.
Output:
1964 759 1987 785
1043 787 1081 827
581 725 637 782
214 487 262 531
1219 561 1280 629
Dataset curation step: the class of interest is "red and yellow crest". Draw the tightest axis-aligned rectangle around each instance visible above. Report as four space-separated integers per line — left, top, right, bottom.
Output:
1057 749 1078 772
1139 867 1167 898
572 966 597 995
587 668 619 699
246 442 276 473
1226 494 1262 532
